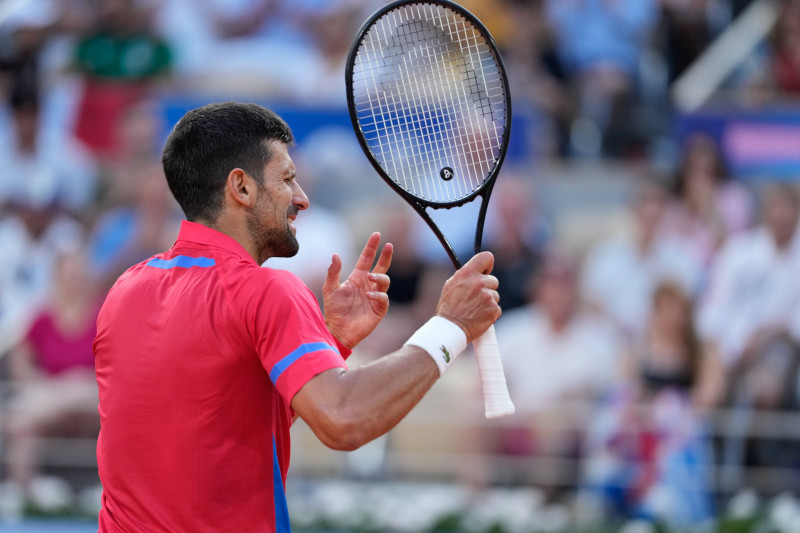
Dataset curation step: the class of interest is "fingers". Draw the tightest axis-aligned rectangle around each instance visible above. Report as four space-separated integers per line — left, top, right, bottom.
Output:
353 232 382 272
372 243 393 275
487 288 500 304
368 272 391 293
464 251 495 275
323 253 342 294
366 291 389 307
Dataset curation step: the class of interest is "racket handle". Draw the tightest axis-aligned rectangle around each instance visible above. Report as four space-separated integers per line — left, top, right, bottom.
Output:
473 324 515 419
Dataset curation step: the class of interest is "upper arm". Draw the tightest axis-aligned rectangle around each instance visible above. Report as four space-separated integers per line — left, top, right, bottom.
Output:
246 271 347 405
289 365 374 452
290 367 346 436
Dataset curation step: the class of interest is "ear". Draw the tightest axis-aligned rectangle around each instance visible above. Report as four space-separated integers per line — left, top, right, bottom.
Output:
225 168 258 209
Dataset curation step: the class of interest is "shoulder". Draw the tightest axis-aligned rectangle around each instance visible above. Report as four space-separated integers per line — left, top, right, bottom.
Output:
224 264 318 321
243 265 310 295
101 256 157 305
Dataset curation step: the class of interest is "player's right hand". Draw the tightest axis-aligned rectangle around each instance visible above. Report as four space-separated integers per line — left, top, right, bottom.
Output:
435 251 501 343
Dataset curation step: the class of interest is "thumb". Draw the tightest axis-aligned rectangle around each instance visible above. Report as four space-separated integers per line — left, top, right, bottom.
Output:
464 251 495 275
323 253 342 294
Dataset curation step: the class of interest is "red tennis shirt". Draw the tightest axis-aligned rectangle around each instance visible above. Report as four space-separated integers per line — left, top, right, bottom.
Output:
94 221 349 532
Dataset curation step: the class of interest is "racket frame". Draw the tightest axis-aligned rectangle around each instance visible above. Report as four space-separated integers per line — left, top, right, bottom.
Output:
344 0 512 268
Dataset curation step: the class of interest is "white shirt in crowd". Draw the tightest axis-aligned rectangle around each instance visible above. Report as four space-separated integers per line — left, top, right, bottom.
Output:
580 234 703 338
496 306 624 414
0 214 84 354
698 225 800 367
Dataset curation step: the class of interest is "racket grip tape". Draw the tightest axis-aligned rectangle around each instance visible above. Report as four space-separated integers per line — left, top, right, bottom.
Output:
473 324 515 419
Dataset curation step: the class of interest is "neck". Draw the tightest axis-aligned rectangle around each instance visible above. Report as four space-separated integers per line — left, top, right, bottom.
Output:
650 323 682 347
53 288 92 320
773 233 793 251
547 313 571 333
196 216 259 263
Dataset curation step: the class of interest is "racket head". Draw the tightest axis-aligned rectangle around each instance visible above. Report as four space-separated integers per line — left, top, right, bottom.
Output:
345 0 511 210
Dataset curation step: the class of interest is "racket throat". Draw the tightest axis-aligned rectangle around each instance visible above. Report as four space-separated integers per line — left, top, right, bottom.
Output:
417 206 463 269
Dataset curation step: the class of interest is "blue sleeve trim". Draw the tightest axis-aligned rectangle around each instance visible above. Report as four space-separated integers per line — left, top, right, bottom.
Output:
146 256 215 269
269 342 339 384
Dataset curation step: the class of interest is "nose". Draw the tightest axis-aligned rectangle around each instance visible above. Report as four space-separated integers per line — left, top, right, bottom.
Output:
292 181 309 211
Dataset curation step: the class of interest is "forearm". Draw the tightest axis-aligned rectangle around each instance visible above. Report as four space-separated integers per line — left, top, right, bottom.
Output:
301 249 500 451
292 346 439 451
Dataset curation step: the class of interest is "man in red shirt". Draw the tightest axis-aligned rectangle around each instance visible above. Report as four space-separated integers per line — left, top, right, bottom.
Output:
94 102 501 532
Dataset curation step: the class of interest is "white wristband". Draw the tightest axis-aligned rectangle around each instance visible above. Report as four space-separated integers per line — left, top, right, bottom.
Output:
404 316 468 376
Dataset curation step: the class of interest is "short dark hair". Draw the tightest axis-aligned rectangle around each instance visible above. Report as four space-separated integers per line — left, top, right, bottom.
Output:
162 102 293 222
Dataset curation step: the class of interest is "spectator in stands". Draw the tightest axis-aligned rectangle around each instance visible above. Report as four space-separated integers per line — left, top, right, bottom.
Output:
487 250 624 492
626 280 726 415
581 181 703 339
0 0 49 135
580 279 717 527
0 5 97 214
89 167 181 289
490 0 572 157
155 0 365 98
0 175 84 355
95 99 164 211
698 183 800 474
657 0 729 83
4 247 100 505
770 0 800 97
0 91 97 215
294 2 363 105
545 0 659 157
661 133 754 270
71 0 172 158
698 183 800 370
482 173 550 311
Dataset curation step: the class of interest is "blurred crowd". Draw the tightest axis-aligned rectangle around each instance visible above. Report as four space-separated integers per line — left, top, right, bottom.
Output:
0 0 799 528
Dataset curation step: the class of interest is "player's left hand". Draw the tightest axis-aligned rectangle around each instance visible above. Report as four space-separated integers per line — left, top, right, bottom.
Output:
323 232 393 350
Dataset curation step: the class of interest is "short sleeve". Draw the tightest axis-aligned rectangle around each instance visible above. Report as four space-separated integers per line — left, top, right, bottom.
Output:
247 270 347 403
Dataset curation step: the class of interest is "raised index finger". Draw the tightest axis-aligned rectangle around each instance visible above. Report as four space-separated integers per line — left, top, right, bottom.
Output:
354 232 382 271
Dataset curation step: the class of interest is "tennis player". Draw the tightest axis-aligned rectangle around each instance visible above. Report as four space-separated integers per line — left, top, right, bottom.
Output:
93 102 501 532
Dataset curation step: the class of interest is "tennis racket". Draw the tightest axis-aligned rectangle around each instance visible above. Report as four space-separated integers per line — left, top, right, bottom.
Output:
345 0 514 418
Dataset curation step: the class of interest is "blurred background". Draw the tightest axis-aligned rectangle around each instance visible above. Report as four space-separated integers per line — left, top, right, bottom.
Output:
0 0 798 531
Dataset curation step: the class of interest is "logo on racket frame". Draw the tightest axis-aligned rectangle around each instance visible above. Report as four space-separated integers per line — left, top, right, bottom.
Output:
440 167 454 181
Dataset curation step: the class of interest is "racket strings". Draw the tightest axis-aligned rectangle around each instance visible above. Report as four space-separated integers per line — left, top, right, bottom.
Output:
370 5 501 179
356 9 500 179
396 4 473 201
350 2 507 204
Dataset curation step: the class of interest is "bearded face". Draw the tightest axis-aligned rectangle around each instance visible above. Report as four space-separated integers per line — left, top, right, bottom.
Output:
247 187 300 264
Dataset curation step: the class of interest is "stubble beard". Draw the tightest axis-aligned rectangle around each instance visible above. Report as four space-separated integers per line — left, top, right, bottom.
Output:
248 202 299 264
